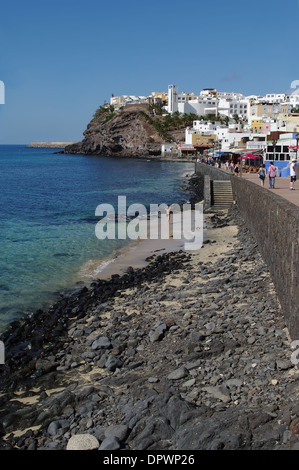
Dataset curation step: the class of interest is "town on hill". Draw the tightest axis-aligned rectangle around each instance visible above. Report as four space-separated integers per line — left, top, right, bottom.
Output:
65 84 299 176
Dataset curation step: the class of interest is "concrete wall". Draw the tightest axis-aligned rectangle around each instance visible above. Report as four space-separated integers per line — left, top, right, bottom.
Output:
231 177 299 340
195 162 299 340
195 162 232 181
195 163 232 210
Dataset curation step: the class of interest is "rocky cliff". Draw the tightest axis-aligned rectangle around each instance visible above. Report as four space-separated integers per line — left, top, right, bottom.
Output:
65 104 173 158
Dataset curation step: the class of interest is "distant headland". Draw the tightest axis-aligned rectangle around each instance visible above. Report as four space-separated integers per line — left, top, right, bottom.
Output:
27 142 75 149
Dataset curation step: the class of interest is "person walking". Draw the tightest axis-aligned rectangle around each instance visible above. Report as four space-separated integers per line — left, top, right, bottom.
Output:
234 163 240 177
258 164 266 187
290 159 297 190
268 162 277 189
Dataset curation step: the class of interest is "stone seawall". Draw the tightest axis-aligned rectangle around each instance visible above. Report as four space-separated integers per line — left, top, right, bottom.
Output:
194 162 232 182
231 176 299 341
195 162 299 341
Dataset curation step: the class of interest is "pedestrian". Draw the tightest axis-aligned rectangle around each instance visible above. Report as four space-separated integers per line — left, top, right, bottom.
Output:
234 163 240 177
230 161 234 173
290 159 297 190
268 161 277 189
258 164 266 187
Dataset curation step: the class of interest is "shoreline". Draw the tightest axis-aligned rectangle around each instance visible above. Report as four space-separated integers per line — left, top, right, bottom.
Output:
1 207 298 450
2 169 298 450
0 164 197 335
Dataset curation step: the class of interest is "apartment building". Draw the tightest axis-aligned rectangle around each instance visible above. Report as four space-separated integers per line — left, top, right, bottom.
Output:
218 98 249 119
265 93 290 103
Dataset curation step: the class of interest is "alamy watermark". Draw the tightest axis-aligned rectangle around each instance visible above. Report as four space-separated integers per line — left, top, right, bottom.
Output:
0 80 5 104
291 80 299 96
95 197 204 251
0 341 4 364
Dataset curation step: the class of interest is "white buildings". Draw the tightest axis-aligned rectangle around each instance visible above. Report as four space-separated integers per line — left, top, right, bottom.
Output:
110 94 148 108
178 97 218 116
218 97 250 120
167 85 218 116
264 93 289 103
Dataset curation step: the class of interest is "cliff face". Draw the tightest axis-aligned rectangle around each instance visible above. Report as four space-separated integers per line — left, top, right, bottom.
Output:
65 104 167 158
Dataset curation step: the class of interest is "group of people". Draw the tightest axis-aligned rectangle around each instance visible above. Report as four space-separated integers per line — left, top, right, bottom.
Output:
257 160 297 190
201 156 298 190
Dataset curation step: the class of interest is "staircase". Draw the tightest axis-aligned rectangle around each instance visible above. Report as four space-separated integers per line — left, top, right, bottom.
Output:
211 180 234 210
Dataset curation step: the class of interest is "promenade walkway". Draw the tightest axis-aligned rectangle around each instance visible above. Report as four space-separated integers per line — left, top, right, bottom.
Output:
237 172 299 207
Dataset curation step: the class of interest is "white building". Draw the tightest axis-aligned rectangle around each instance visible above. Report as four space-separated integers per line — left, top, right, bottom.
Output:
289 94 299 108
264 93 290 103
167 85 179 114
110 94 148 108
178 97 218 116
192 120 219 132
220 131 267 151
217 98 249 119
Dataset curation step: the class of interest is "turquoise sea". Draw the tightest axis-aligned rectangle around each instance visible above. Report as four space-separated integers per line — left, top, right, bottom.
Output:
0 145 194 331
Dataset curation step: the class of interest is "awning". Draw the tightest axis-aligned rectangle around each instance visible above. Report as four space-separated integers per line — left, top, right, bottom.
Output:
238 155 262 160
230 148 262 155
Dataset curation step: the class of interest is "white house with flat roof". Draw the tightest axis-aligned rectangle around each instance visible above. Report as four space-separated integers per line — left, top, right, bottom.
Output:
265 93 290 103
178 97 218 116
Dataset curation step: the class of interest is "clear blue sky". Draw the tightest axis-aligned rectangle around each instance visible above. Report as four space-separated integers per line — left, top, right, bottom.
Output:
0 0 298 144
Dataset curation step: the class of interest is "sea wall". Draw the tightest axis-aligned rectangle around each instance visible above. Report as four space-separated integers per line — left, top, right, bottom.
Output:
195 162 299 340
194 162 232 182
194 162 232 211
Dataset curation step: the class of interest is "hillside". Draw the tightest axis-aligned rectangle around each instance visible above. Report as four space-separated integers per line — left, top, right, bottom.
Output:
65 104 187 158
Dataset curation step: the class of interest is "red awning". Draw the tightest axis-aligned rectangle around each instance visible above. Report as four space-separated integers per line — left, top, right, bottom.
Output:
238 154 261 160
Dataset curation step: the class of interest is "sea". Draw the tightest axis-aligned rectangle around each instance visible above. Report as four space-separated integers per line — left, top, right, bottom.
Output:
0 145 194 332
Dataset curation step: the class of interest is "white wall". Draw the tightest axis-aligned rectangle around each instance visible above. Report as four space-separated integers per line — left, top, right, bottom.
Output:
168 85 178 114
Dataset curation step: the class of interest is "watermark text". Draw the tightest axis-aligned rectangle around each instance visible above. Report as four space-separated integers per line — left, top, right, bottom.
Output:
0 341 4 364
95 197 203 251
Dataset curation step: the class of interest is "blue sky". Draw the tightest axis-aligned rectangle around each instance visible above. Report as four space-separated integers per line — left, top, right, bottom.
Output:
0 0 298 144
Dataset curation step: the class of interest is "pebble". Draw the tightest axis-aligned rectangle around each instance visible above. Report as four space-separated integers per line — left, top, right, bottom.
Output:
99 436 121 450
167 367 189 380
0 203 298 451
66 434 99 451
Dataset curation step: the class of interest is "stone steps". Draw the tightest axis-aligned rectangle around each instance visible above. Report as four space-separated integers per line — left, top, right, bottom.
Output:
212 180 233 210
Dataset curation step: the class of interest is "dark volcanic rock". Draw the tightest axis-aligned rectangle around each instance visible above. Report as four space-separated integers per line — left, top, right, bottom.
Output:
0 208 298 451
65 104 164 158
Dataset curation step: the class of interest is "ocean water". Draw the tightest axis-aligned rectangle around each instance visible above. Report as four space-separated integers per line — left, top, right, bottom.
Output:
0 145 194 331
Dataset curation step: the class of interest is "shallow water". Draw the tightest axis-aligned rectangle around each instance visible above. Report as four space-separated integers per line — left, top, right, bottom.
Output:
0 145 194 330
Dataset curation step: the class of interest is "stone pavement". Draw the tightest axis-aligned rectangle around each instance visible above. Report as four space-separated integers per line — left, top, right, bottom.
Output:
237 172 299 207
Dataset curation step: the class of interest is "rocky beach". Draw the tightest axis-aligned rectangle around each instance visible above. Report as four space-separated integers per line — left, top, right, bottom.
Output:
0 174 299 452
